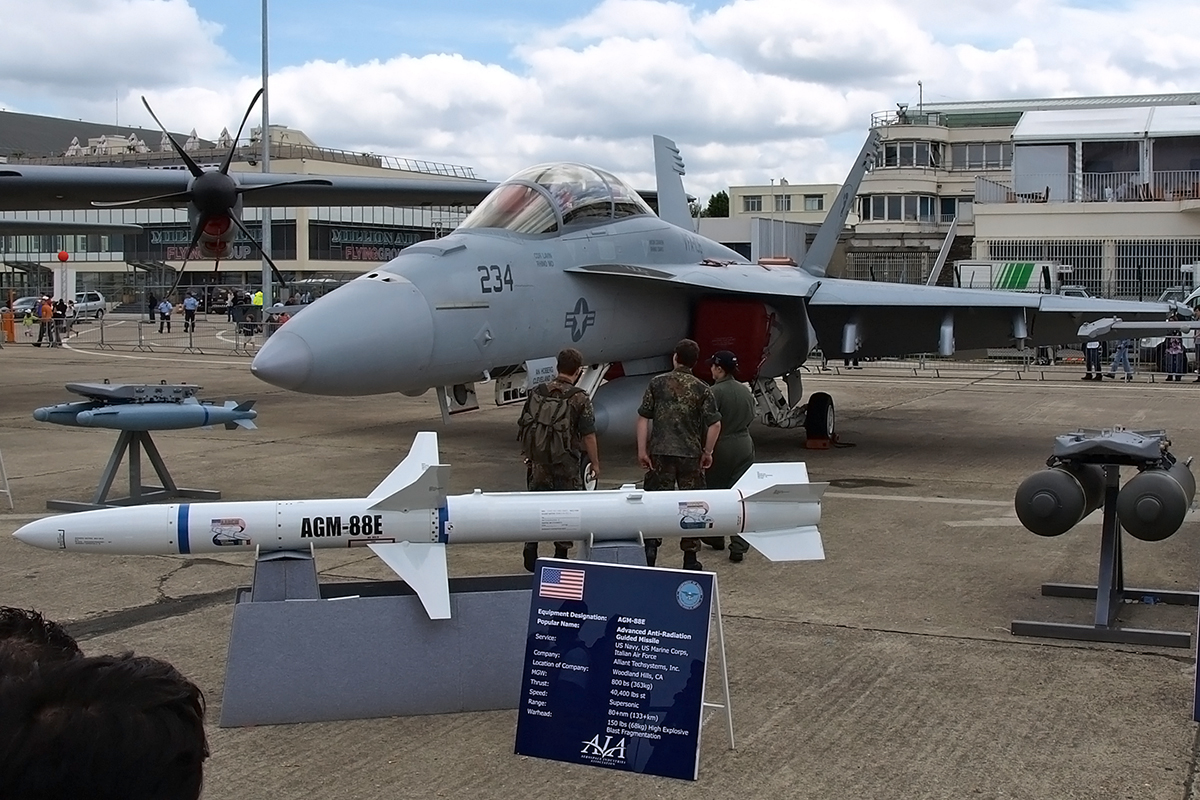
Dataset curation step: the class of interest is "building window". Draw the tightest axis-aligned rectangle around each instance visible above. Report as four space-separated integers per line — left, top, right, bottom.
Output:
774 194 792 212
743 195 762 212
804 195 824 212
951 142 1012 170
882 140 939 168
858 193 940 222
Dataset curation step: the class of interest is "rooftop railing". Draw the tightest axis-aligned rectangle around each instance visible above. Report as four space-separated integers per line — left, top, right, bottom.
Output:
976 171 1200 204
9 140 478 179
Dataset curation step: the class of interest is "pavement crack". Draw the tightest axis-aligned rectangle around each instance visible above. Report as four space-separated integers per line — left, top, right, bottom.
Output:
65 588 234 642
725 613 1196 661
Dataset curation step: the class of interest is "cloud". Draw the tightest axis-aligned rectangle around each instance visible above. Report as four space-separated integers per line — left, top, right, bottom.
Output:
3 0 1200 201
0 0 229 106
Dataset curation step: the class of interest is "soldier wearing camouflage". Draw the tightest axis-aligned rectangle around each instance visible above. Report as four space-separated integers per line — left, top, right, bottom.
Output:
519 348 599 571
636 339 722 570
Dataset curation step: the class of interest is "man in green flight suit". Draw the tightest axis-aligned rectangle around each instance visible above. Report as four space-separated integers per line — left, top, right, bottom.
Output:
636 339 721 570
700 350 756 562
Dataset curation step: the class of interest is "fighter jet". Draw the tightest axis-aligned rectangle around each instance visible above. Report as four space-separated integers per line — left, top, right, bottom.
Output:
249 133 1178 441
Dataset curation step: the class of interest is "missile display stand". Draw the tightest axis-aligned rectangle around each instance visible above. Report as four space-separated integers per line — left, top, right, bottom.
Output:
47 429 220 512
1012 430 1197 649
220 548 533 727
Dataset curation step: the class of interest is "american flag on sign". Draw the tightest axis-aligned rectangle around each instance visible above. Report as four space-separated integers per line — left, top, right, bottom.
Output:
539 566 585 601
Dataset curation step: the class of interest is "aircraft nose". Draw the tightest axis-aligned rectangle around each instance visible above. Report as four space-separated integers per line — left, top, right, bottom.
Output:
252 277 434 395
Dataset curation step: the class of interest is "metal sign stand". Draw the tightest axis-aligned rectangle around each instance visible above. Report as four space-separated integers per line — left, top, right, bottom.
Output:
0 448 12 510
703 575 735 751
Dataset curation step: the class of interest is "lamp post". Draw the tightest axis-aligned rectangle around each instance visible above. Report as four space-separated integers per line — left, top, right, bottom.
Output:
260 0 273 310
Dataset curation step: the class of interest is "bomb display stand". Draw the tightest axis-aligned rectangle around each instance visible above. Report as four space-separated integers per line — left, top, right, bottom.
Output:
220 550 533 727
1012 429 1197 648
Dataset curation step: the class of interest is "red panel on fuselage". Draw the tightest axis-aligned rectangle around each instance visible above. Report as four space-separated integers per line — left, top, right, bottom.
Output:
690 298 771 383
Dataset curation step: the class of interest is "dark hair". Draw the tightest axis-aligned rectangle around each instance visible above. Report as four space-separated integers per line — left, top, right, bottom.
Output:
0 607 81 672
674 339 700 368
0 653 209 800
557 347 584 375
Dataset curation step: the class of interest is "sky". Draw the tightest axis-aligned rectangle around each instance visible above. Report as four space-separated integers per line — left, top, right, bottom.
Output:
1 0 1197 203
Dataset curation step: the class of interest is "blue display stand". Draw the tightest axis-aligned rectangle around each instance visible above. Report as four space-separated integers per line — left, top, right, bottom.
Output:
513 558 732 781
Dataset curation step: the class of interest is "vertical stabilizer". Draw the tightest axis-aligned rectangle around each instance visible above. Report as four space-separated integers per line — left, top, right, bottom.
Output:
653 135 694 231
800 130 880 277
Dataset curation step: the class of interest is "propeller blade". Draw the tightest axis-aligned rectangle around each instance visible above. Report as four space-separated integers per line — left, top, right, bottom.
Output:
220 88 264 176
165 215 209 298
237 178 334 195
141 96 205 179
92 190 193 208
229 213 290 292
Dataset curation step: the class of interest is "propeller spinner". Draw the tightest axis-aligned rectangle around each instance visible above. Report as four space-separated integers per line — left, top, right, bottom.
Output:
98 89 331 297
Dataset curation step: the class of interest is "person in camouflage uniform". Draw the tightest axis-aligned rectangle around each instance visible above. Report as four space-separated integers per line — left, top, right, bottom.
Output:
702 350 756 562
636 339 722 570
519 347 600 572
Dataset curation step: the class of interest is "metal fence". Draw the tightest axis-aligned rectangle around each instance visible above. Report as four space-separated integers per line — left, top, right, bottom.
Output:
13 312 277 356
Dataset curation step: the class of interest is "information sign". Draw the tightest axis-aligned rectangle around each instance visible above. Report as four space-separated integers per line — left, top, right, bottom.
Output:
514 558 717 781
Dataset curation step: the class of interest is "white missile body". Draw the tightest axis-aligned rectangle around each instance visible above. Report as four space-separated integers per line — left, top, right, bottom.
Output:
14 433 825 619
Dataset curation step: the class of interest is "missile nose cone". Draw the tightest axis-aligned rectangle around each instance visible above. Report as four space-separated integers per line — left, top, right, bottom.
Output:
32 407 49 422
13 518 60 550
251 330 313 391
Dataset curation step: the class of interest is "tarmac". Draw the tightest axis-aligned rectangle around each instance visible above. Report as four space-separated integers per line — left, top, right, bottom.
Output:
2 317 1200 800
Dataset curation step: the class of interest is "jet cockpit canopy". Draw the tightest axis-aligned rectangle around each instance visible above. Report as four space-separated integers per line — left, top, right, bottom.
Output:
457 162 654 235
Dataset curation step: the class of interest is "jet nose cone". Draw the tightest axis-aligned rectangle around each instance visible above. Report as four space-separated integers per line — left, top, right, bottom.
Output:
250 330 313 390
252 276 434 395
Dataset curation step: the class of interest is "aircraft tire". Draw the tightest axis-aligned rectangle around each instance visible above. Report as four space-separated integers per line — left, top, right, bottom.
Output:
804 392 835 440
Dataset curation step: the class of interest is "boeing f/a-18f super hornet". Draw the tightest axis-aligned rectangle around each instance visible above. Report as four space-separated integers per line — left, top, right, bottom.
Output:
250 133 1178 441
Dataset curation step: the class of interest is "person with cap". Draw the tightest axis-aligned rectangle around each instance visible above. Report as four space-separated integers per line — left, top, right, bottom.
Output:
636 339 721 570
701 350 756 562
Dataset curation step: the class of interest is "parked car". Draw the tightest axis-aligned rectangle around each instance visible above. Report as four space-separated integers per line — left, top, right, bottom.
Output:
73 291 106 318
12 296 41 317
1057 285 1093 299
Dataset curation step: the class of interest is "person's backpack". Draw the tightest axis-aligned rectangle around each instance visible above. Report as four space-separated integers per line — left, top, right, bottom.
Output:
518 384 583 465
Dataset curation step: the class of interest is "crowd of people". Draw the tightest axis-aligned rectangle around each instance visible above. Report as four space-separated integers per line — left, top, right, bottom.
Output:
0 607 209 800
13 296 76 347
518 339 755 572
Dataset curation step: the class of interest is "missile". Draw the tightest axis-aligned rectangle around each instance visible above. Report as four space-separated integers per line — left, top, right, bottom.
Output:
13 432 825 619
34 398 257 431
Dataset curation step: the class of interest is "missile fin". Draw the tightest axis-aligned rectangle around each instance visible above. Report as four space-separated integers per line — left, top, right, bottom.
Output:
740 526 825 562
734 463 812 495
369 431 443 499
369 542 451 619
742 482 827 503
368 465 448 511
227 418 257 430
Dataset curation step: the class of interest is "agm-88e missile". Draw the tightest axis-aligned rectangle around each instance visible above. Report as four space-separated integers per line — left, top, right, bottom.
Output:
13 432 826 619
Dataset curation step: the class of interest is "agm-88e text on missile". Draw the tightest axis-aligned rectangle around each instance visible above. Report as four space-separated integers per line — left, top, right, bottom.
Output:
300 514 384 538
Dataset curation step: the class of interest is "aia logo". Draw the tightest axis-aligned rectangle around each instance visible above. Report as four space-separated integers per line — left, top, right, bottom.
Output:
580 734 627 761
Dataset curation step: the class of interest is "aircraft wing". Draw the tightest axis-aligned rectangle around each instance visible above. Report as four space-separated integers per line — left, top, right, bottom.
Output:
567 262 1178 354
0 164 497 211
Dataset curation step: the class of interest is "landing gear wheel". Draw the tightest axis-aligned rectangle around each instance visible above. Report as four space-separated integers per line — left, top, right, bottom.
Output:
804 391 835 440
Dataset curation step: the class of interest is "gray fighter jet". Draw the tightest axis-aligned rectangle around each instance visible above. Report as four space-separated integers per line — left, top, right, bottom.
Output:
249 133 1178 440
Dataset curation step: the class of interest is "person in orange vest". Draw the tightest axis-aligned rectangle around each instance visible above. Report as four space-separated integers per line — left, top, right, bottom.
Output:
34 296 54 347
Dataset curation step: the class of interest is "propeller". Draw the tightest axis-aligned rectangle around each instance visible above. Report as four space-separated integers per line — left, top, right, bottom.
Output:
100 89 332 298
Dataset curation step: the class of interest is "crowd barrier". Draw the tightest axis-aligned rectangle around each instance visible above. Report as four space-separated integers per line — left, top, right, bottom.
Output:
18 312 280 357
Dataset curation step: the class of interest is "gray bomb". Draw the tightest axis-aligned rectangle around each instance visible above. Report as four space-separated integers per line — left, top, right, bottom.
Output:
1115 462 1196 542
1014 464 1105 537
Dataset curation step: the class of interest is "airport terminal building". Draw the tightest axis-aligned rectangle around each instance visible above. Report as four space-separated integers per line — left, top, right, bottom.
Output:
714 93 1200 300
0 113 482 304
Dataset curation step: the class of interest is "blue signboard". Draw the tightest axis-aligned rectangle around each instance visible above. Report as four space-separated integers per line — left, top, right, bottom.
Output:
514 558 715 781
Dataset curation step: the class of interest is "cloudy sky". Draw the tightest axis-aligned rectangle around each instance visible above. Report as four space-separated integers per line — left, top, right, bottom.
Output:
1 0 1196 203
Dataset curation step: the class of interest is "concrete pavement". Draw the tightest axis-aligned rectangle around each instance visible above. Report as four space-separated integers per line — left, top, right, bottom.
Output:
1 335 1198 799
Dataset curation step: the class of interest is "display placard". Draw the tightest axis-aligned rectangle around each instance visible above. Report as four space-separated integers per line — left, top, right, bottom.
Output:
514 558 716 781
